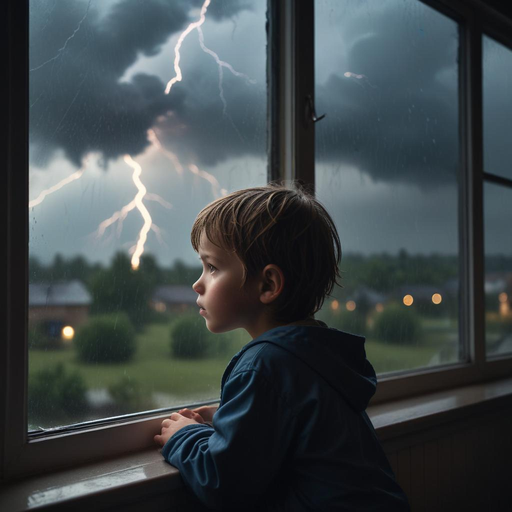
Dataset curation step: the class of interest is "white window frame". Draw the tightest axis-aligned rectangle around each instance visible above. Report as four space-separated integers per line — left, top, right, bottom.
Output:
2 0 512 482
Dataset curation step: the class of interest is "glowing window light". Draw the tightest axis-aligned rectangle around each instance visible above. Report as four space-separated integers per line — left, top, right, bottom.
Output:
62 326 75 340
403 295 414 307
432 293 442 305
375 303 384 313
331 299 339 311
155 301 167 313
346 300 356 312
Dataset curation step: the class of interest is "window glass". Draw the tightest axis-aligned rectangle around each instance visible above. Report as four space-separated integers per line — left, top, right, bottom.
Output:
28 0 267 430
314 0 461 374
484 183 512 357
483 36 512 180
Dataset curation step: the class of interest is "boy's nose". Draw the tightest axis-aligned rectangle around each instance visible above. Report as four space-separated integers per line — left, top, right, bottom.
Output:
192 278 203 294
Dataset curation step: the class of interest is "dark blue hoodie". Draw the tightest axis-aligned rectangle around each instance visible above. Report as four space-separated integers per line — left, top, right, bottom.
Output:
162 324 410 511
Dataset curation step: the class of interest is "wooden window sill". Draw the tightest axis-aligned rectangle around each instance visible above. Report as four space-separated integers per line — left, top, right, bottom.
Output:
2 377 512 512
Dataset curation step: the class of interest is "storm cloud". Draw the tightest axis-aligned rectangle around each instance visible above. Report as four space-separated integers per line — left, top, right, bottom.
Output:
29 0 255 168
27 0 511 265
29 0 509 191
315 0 459 189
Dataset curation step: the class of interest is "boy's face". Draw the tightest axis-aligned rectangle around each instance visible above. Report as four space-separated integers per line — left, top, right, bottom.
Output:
192 233 263 336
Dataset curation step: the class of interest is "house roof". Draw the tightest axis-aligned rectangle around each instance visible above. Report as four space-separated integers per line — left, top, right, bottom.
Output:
29 280 92 307
351 286 388 305
393 284 443 300
152 285 197 305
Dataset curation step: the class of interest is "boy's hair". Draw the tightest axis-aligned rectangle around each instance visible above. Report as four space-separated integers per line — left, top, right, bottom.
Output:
191 184 342 323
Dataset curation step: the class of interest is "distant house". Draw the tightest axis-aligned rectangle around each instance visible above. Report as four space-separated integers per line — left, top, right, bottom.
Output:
484 272 512 317
29 280 92 336
151 285 197 314
484 272 512 295
351 286 388 306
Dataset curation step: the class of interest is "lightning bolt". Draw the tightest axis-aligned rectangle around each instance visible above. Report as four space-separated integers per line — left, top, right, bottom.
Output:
123 155 152 270
150 224 167 246
196 26 250 141
29 160 88 208
344 72 364 79
344 71 378 89
188 164 227 198
95 159 172 267
197 25 255 117
147 129 183 174
165 0 211 95
30 0 92 73
96 199 137 239
163 0 251 141
148 128 227 198
145 192 173 210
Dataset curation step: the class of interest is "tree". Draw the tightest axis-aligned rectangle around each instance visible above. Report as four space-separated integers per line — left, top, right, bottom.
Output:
90 252 154 329
164 259 201 286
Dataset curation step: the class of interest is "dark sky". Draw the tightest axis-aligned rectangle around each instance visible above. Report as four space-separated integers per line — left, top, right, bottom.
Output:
28 0 511 267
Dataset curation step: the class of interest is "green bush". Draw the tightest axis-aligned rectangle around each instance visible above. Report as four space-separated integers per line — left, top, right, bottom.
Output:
212 330 237 358
28 363 88 421
170 316 217 359
316 304 367 336
486 314 512 350
108 375 155 414
373 304 422 345
75 313 136 363
170 316 210 359
337 309 367 336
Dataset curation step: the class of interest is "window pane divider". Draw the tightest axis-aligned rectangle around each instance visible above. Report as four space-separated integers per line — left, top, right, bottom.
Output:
483 172 512 189
269 0 314 187
462 8 486 369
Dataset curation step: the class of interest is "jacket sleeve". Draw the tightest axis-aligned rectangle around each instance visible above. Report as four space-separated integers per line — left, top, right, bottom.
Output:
161 369 294 509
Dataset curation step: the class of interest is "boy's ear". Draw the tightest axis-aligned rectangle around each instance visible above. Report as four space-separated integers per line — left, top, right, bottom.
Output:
259 264 285 304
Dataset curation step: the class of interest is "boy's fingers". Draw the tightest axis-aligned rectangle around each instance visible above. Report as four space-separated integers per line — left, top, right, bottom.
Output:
154 434 162 445
192 413 205 423
175 409 205 423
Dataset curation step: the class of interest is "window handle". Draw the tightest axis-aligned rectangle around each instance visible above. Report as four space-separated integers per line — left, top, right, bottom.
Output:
306 94 326 123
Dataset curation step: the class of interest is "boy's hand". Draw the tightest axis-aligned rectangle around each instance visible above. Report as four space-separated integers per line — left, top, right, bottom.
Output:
153 412 202 447
191 405 219 424
177 408 207 423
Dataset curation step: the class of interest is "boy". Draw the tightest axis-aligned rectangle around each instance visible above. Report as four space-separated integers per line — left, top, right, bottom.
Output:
154 185 409 511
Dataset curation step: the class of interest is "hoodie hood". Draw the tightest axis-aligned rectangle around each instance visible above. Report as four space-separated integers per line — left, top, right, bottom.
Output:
241 323 377 412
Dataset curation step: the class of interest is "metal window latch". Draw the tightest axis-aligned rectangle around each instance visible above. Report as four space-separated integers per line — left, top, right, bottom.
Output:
306 94 326 124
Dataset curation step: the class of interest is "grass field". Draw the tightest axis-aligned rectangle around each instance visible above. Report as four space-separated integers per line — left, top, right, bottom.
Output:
28 319 458 428
29 324 249 397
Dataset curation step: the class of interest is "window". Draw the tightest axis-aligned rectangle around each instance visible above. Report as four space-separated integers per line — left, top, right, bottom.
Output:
482 35 512 358
314 0 461 374
3 0 512 481
28 0 266 430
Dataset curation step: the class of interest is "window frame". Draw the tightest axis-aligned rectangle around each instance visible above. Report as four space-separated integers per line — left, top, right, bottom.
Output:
480 26 512 357
2 0 512 482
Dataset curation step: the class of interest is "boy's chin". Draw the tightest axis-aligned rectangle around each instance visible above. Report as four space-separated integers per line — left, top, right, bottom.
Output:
205 322 233 334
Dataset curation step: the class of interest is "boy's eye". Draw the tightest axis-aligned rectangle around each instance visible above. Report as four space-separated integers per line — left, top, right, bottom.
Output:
208 264 217 274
